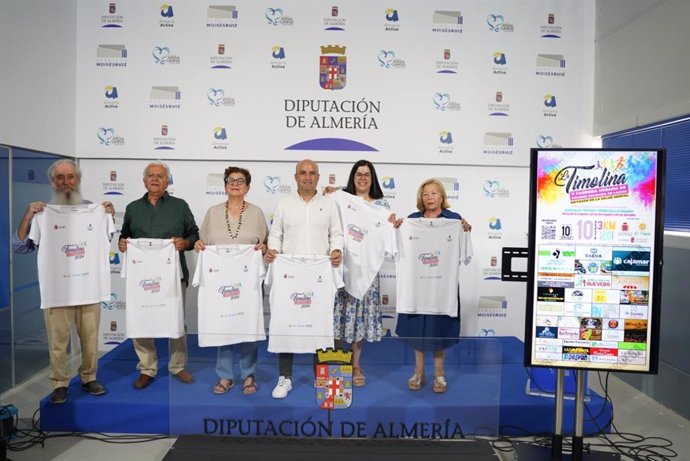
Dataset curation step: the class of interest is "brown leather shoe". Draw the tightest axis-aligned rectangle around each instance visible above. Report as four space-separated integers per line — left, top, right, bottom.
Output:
134 374 154 390
172 369 194 384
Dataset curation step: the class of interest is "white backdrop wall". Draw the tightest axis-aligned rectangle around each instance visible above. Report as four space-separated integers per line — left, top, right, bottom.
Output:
0 0 77 155
76 1 594 165
69 0 595 349
594 0 690 135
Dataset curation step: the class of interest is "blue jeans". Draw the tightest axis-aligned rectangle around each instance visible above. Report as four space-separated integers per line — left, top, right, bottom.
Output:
216 342 258 381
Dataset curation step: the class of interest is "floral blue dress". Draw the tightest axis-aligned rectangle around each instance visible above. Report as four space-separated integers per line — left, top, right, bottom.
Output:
333 197 390 343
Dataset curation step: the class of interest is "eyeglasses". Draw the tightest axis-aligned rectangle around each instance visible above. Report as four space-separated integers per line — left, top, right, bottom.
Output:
355 173 371 178
225 177 246 185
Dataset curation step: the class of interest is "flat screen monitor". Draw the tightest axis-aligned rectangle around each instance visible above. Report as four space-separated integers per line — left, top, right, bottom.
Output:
525 148 665 373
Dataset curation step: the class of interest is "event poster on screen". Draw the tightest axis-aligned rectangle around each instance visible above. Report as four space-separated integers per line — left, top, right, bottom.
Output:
526 149 664 373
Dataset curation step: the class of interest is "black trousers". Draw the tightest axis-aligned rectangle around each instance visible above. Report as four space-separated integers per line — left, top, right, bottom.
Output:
278 353 317 378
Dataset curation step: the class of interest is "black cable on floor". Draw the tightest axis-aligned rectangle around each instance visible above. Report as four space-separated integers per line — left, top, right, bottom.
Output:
5 406 170 452
499 369 680 460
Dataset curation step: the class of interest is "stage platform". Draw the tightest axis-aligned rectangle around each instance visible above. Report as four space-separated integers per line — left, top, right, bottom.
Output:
40 336 611 438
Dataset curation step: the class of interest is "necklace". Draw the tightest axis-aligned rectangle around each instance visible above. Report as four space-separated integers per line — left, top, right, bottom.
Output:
225 201 246 239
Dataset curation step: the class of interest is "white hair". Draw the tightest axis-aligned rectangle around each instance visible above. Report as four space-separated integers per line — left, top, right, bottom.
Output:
47 159 81 182
143 161 170 179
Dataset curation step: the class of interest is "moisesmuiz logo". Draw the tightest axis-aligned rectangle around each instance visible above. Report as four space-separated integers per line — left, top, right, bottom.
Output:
432 10 463 33
536 54 566 77
150 86 181 109
207 5 238 28
96 44 128 67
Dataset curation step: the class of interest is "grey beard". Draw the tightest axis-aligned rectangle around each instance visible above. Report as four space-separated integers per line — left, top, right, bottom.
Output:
50 189 83 205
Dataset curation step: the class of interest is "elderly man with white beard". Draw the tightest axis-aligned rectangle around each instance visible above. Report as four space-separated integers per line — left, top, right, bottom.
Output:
13 158 115 404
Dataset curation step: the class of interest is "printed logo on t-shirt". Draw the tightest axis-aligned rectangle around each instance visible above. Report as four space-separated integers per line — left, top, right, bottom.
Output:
139 277 161 293
347 224 367 242
291 292 313 308
218 284 241 300
418 252 439 267
61 243 87 259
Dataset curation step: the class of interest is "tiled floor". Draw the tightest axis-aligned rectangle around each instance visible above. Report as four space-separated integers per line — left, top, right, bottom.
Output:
2 361 688 461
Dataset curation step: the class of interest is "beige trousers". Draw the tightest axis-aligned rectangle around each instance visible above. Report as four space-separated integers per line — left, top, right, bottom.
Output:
43 303 101 389
132 284 188 377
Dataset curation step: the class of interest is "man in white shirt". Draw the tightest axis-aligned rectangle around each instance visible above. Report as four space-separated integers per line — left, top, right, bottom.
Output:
13 159 115 404
265 159 344 398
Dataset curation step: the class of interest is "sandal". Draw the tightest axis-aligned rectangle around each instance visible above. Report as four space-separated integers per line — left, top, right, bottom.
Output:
408 371 426 391
242 375 257 395
353 367 366 387
213 378 234 394
433 376 447 393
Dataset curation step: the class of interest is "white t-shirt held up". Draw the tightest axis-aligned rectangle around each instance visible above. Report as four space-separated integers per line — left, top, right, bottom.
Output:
29 204 115 309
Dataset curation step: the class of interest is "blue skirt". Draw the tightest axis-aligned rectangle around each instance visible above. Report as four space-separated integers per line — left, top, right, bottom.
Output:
394 312 460 352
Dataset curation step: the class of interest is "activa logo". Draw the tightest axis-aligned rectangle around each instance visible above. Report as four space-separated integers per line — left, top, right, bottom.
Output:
160 4 174 18
543 94 557 108
439 131 453 144
105 85 118 99
385 9 399 22
214 127 227 140
272 46 286 59
493 51 506 65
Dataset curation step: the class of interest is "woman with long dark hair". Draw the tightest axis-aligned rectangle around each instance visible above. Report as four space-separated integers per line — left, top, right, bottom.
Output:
328 159 394 387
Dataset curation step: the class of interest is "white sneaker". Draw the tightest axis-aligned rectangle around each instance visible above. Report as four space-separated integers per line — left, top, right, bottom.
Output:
271 376 292 399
